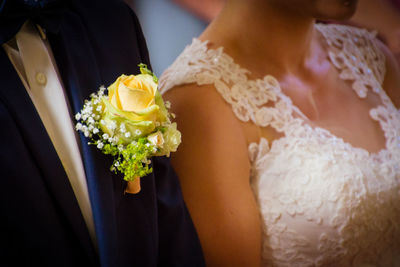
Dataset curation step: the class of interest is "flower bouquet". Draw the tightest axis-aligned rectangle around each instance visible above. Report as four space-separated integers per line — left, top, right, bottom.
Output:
75 64 181 193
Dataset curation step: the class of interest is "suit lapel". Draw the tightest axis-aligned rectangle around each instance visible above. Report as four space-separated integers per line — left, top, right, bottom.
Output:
49 10 119 267
0 48 97 263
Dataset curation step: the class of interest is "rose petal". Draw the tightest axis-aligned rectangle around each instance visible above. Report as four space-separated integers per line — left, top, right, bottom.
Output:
118 82 153 112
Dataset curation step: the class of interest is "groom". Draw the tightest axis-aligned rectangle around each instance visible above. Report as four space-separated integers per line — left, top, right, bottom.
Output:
0 0 204 266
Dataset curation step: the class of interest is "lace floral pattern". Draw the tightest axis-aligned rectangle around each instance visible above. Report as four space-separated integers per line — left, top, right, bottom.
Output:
160 24 400 266
160 39 307 133
315 24 386 98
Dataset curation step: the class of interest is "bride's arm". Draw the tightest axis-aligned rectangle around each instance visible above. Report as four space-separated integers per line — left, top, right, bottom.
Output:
164 83 262 267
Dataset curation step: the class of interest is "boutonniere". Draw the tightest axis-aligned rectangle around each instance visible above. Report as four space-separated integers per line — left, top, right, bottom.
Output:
75 64 181 194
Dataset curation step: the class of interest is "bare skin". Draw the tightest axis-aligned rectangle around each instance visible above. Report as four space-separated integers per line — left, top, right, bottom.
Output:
163 0 400 266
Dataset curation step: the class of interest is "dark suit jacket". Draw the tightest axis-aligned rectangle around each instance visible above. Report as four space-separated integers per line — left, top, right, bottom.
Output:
0 0 204 266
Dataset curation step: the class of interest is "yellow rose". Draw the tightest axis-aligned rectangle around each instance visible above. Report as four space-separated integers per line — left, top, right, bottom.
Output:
108 74 157 115
100 74 169 143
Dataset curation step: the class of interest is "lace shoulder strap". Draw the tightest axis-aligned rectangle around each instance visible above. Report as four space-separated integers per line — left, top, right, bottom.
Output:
160 39 300 131
160 38 249 93
316 24 386 98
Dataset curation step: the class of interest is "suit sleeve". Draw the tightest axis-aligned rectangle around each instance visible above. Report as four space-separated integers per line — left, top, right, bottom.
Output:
128 6 205 265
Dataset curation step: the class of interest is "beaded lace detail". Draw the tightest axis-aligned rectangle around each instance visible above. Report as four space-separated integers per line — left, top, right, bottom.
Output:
160 24 400 266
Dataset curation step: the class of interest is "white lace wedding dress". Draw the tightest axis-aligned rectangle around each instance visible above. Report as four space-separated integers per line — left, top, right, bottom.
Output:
160 24 400 266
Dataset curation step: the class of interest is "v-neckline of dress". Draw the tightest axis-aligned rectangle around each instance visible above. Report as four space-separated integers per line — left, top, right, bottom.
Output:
190 24 399 159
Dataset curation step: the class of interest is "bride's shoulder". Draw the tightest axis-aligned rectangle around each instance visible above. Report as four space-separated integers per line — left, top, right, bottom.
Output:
160 38 217 94
318 23 400 106
316 23 387 66
316 23 384 61
375 37 400 107
159 38 260 137
161 82 239 138
160 37 247 95
316 23 378 42
159 39 248 150
159 37 229 114
315 23 384 65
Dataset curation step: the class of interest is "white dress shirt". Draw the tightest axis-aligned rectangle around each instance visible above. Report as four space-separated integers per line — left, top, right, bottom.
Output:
3 21 96 245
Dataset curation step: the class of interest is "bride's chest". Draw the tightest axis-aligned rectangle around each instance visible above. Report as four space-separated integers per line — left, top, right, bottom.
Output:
251 135 400 239
287 75 384 136
250 135 400 205
250 138 400 264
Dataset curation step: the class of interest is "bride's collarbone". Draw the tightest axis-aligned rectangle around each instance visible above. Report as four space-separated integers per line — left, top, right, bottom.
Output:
241 72 389 154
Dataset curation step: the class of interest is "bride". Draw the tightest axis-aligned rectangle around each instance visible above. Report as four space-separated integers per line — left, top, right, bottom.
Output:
160 0 400 266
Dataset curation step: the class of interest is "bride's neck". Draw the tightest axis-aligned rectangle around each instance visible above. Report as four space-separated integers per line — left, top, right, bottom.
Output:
200 1 318 77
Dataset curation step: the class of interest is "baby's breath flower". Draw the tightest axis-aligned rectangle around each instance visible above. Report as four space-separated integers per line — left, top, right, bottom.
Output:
99 86 105 96
97 142 104 149
118 144 124 152
125 132 131 138
75 123 83 131
102 133 109 140
120 123 126 133
75 113 81 121
135 129 141 135
85 105 93 112
93 128 99 134
107 121 117 130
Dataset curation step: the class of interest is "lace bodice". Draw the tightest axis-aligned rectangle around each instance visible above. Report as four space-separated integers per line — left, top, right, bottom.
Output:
160 24 400 266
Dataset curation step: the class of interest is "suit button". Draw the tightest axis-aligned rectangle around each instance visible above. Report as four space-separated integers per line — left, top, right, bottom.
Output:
36 72 47 86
